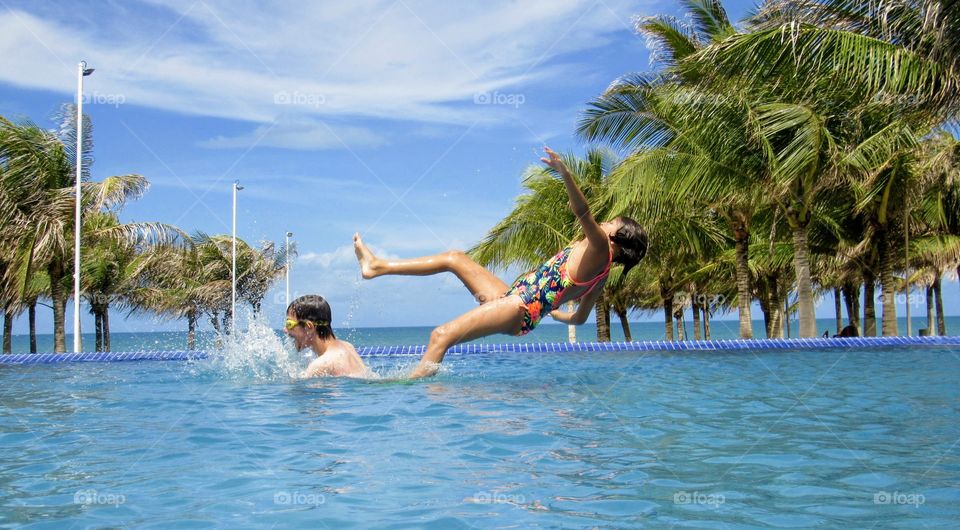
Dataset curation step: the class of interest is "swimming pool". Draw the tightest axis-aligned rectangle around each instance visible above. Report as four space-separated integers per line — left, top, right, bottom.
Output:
2 345 958 527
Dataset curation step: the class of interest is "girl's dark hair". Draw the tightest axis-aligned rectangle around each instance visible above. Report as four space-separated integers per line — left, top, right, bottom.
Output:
287 295 336 340
610 216 647 277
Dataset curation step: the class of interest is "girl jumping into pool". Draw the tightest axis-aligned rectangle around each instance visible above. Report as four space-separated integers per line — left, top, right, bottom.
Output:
353 147 647 379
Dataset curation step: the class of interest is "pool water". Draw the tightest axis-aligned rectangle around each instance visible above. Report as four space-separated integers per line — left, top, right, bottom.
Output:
2 344 959 528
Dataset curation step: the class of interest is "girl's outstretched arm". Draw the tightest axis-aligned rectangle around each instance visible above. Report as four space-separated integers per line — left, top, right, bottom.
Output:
541 147 607 248
549 280 606 325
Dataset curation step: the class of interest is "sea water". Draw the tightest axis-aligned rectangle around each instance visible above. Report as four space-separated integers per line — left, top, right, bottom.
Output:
7 316 959 354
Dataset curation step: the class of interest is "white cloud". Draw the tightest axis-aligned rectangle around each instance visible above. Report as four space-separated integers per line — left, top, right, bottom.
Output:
298 245 360 269
196 119 387 150
298 243 400 269
0 0 650 150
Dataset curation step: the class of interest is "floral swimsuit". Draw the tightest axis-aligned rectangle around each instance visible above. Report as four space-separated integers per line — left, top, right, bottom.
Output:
504 245 612 335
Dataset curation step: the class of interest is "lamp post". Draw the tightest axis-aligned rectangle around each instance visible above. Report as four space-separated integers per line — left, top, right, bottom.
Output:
232 180 244 333
73 61 94 353
285 232 293 308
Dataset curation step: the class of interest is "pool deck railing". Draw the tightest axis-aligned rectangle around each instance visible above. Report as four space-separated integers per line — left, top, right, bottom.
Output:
1 335 959 364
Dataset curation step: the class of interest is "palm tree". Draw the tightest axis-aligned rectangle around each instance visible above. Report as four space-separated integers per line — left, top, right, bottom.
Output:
131 240 210 350
578 0 766 339
697 0 960 121
582 78 771 337
0 107 180 351
238 239 295 315
80 212 185 351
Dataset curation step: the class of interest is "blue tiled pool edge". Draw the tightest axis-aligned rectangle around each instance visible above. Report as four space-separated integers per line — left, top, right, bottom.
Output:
2 336 959 364
0 351 206 365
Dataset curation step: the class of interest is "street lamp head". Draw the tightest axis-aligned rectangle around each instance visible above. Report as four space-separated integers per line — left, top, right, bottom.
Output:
286 232 293 237
83 68 95 76
234 180 244 191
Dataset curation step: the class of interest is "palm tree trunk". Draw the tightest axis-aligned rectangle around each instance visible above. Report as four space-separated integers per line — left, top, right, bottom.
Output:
842 283 860 333
784 296 791 338
770 277 784 339
925 284 935 336
49 261 67 352
675 307 685 341
2 309 12 354
566 302 576 343
734 234 753 339
595 291 610 342
210 312 222 348
691 297 702 341
863 274 877 336
103 306 111 352
834 287 842 335
662 289 674 341
95 311 103 352
29 302 37 353
615 306 632 342
792 224 816 337
702 304 711 340
878 232 898 336
934 276 945 336
759 283 772 337
188 309 197 350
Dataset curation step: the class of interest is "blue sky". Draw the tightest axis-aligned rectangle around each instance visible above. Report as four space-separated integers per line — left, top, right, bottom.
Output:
1 0 956 336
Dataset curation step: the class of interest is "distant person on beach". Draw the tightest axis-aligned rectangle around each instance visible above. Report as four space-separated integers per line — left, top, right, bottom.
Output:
285 295 369 378
833 325 858 338
353 147 648 379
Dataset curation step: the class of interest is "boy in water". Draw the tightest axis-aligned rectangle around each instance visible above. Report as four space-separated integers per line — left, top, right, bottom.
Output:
285 295 369 378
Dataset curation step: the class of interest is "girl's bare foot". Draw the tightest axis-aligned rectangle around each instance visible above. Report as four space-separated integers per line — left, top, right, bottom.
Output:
353 233 380 279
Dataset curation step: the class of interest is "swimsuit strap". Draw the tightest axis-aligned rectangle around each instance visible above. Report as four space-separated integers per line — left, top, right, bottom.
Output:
563 246 613 301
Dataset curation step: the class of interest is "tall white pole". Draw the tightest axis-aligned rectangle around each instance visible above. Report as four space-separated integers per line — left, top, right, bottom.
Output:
232 181 242 333
73 61 90 353
285 232 293 308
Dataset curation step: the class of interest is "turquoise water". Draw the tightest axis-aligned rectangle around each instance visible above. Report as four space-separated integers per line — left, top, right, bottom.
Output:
7 316 958 353
2 335 958 527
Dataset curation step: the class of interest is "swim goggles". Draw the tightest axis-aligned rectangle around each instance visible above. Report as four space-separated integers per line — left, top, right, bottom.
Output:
284 319 330 330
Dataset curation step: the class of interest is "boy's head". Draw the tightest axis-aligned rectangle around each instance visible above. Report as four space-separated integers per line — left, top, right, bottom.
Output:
285 294 336 351
608 216 647 276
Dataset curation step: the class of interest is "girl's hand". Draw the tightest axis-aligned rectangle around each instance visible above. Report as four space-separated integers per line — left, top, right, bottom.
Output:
540 147 568 175
550 310 574 324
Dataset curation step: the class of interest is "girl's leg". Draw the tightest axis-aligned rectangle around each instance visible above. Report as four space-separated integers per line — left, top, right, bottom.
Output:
409 295 525 378
354 233 509 304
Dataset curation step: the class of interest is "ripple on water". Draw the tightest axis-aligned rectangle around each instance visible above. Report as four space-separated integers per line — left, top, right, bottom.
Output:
837 472 899 488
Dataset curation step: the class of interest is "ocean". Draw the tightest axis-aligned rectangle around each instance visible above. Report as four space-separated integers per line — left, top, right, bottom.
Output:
5 316 957 354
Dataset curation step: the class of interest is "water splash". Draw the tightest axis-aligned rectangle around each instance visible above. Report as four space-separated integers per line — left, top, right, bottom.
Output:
195 310 306 383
